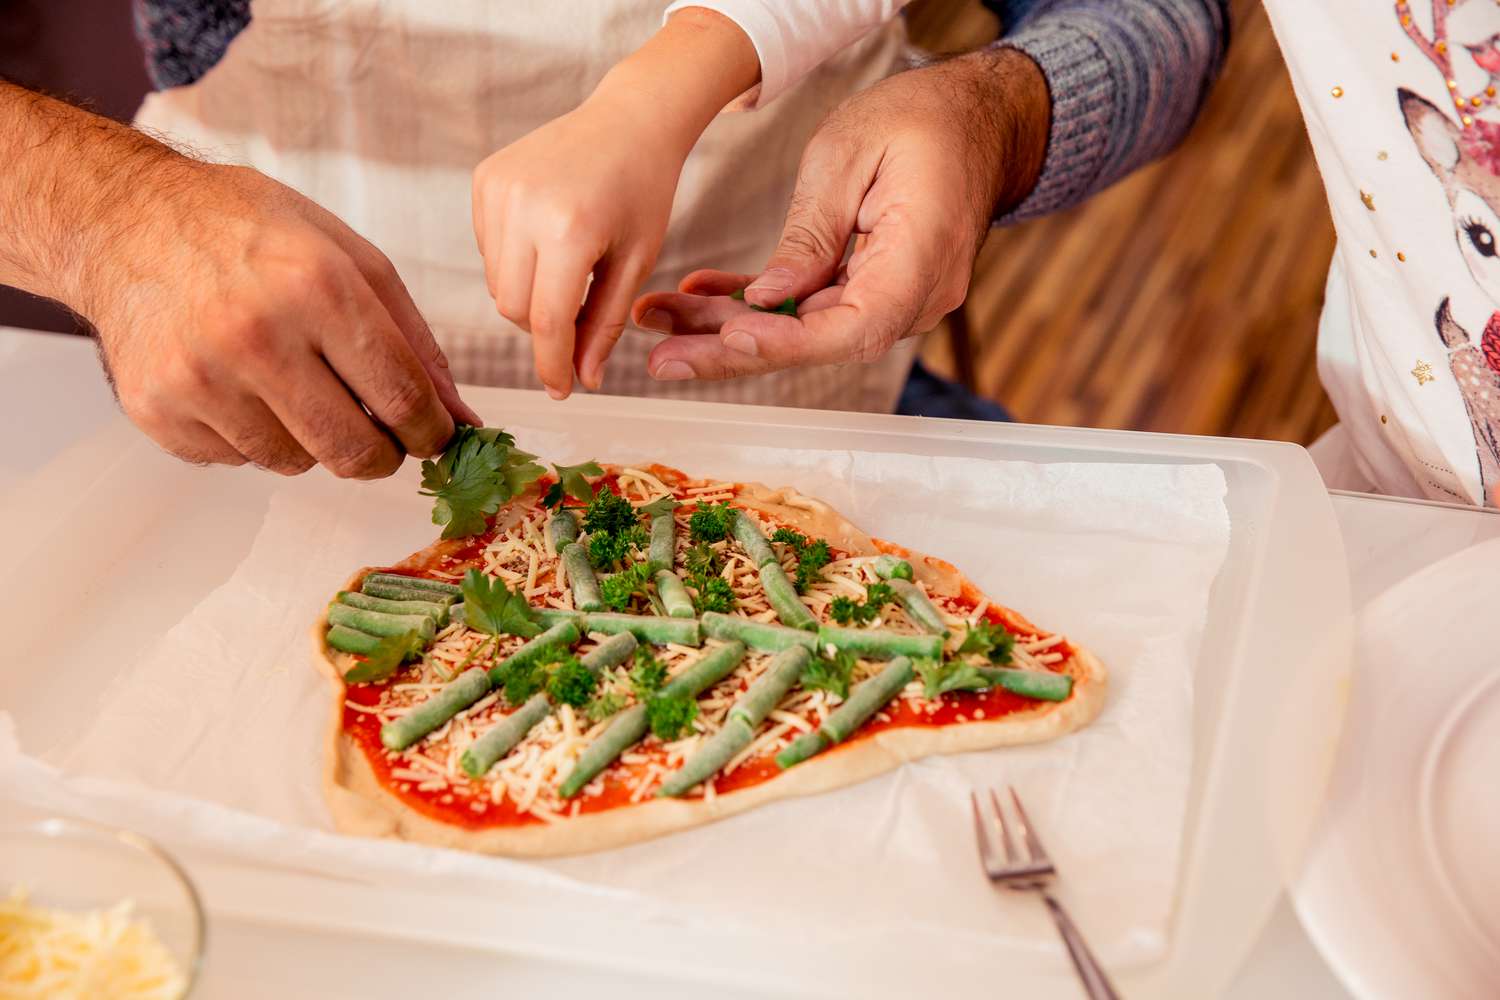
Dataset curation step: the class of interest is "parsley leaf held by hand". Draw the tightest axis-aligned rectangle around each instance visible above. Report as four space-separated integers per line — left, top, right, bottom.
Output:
460 568 542 638
958 620 1016 665
342 628 425 684
420 425 544 539
730 287 798 315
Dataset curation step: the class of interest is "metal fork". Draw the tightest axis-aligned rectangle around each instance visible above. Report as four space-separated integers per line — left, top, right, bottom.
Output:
970 786 1122 999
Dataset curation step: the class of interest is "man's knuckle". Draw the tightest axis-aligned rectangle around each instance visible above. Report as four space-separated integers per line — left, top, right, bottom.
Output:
328 437 396 479
378 377 434 430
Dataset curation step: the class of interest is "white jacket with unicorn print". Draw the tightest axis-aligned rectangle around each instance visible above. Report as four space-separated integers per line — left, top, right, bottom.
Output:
1266 0 1500 506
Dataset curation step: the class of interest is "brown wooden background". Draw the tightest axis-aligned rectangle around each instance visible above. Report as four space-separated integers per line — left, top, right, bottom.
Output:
911 0 1340 444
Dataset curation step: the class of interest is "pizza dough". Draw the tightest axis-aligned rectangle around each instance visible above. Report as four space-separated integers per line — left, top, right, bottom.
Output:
313 465 1107 857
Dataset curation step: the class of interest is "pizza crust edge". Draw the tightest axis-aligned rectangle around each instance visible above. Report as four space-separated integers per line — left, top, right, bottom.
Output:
310 475 1108 857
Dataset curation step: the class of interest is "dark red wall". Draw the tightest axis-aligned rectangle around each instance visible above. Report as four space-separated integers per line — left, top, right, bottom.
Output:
1 0 152 332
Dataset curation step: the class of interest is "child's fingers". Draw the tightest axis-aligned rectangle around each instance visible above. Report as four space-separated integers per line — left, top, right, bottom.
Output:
528 247 593 399
631 290 746 337
575 253 649 391
492 230 536 333
678 269 756 296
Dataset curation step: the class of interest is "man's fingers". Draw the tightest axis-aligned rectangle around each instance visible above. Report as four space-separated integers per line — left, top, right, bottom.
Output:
528 249 593 399
575 255 648 391
205 395 317 475
318 288 455 458
344 238 481 429
631 289 747 337
255 353 406 479
743 141 873 310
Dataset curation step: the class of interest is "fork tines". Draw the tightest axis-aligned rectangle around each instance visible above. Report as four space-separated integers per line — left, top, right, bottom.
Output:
970 785 1055 883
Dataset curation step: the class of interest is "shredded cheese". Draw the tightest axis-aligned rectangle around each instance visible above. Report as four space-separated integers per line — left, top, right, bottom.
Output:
0 887 186 1000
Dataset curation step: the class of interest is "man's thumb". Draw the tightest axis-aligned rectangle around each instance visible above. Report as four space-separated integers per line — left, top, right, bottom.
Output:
745 161 862 310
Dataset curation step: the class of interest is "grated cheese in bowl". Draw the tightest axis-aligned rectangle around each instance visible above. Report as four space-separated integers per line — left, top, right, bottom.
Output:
0 886 186 999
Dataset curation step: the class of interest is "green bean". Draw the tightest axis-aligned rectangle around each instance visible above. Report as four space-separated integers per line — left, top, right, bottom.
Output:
536 607 586 630
326 624 384 656
977 667 1074 702
648 512 676 571
816 624 942 661
381 667 491 751
777 657 914 767
658 641 748 699
700 611 818 652
362 573 461 597
563 543 604 612
886 579 949 637
821 656 914 743
729 646 810 727
654 570 696 618
485 621 582 685
583 612 701 646
731 510 777 568
548 510 579 552
558 704 648 798
337 591 448 627
872 555 914 581
758 562 817 631
656 718 752 798
326 604 436 642
459 694 550 777
460 633 636 778
360 580 458 604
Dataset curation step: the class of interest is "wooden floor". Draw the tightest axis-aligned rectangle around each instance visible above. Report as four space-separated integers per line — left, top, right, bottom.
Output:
911 0 1339 444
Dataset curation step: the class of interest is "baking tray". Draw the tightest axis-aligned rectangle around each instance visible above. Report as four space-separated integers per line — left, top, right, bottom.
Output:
0 388 1352 997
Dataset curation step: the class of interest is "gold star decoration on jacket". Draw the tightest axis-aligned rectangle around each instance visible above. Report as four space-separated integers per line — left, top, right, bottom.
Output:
1412 359 1435 386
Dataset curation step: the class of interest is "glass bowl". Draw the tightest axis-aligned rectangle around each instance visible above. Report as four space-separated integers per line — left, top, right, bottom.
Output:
0 817 204 997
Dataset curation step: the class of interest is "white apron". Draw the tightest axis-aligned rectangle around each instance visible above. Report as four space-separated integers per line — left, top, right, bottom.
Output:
133 0 915 410
1264 0 1500 506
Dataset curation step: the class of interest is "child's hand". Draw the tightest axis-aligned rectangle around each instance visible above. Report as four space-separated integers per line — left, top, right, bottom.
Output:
472 92 690 397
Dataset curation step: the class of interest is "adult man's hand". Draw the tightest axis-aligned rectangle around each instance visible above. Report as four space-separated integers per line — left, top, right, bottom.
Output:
631 48 1049 382
0 84 478 478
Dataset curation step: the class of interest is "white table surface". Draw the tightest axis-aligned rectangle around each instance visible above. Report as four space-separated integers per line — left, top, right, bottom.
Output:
5 327 1492 998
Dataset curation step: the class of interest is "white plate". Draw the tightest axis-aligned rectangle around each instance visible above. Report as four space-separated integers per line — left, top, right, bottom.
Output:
1296 538 1500 999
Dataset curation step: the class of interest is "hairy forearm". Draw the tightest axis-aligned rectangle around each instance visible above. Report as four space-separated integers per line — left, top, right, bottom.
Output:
946 47 1051 218
586 7 761 157
0 82 186 314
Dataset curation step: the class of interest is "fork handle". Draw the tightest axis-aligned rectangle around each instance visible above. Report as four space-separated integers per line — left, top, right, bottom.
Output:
1041 891 1122 1000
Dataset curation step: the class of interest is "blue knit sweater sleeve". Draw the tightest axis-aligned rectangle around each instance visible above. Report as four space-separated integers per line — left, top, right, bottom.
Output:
991 0 1231 222
134 0 250 90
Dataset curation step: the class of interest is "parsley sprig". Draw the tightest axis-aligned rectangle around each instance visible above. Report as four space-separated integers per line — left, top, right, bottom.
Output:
460 568 542 638
420 426 544 539
802 649 857 700
958 620 1016 665
600 561 654 611
683 542 735 614
829 582 896 625
770 527 831 592
342 629 425 684
915 658 991 699
688 502 735 543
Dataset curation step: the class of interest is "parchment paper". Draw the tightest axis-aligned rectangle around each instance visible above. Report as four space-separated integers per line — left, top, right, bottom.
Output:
0 437 1229 984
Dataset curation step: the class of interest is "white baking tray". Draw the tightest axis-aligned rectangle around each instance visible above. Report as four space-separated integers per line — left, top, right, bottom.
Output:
0 389 1352 998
